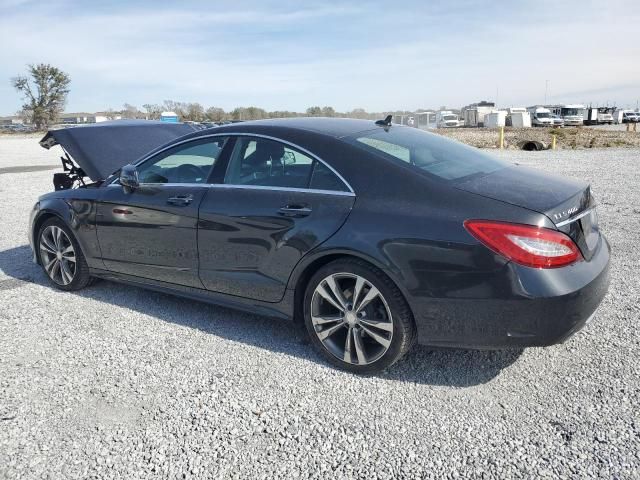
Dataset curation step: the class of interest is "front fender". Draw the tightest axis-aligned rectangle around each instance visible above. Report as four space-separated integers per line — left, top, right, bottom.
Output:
32 195 102 269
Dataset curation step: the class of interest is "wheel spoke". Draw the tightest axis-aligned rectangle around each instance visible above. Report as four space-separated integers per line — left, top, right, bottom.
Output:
311 314 344 326
360 324 391 348
354 285 381 314
60 260 73 284
316 284 345 313
53 227 63 249
325 276 348 309
44 256 57 274
344 327 353 362
40 234 57 253
316 321 345 341
50 259 61 282
352 276 366 309
62 245 74 254
353 329 367 364
40 243 56 255
359 318 394 332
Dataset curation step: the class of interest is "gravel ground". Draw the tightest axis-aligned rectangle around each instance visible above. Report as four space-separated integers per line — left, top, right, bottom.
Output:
0 138 639 479
435 126 640 150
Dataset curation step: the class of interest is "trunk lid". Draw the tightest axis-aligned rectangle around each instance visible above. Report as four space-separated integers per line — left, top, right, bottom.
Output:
455 165 599 260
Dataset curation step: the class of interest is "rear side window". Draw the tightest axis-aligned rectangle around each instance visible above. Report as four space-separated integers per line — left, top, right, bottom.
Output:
225 137 313 189
347 127 507 182
309 162 349 192
224 136 350 192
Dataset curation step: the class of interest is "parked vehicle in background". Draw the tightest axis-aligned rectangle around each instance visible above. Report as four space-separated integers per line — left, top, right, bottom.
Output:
527 106 553 127
506 108 532 128
551 115 565 127
461 101 495 127
612 109 625 124
484 111 507 128
597 107 614 125
582 107 599 126
436 111 459 128
548 105 585 126
621 111 639 123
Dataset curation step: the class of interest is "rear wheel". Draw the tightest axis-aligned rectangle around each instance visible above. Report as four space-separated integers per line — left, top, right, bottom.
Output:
37 218 92 291
303 259 415 373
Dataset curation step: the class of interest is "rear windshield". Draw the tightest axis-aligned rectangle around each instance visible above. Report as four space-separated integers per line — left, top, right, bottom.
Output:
346 127 508 182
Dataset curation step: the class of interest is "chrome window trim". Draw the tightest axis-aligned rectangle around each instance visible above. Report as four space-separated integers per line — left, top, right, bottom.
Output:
554 206 596 227
106 182 355 197
128 132 355 194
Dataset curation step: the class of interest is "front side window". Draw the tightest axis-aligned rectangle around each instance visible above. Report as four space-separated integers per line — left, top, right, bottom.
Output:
138 137 227 184
347 127 507 182
225 137 314 189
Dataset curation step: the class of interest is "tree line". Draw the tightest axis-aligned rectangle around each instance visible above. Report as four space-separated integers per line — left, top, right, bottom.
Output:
128 102 385 122
10 63 415 128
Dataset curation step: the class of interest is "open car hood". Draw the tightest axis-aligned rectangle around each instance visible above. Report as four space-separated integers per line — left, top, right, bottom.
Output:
40 120 197 181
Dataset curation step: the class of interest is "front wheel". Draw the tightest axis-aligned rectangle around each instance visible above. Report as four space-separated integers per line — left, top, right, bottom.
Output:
37 218 92 291
303 259 416 373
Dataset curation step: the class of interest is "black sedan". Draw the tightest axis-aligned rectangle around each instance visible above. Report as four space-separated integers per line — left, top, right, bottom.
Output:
30 118 610 373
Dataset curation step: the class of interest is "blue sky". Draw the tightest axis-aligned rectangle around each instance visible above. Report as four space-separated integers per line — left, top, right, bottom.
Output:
0 0 638 115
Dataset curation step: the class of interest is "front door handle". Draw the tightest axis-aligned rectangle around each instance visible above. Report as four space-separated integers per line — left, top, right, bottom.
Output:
278 204 312 217
167 194 194 206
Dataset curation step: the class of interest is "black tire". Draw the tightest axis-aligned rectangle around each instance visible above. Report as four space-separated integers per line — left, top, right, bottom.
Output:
303 258 416 373
36 217 92 291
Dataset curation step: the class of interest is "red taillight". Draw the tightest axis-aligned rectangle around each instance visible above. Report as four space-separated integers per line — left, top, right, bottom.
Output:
464 220 582 268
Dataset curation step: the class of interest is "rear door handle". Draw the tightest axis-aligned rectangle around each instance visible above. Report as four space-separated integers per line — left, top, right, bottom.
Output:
167 194 194 206
278 204 312 217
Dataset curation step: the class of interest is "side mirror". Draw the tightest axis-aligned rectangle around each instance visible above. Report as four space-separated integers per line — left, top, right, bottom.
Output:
120 164 139 192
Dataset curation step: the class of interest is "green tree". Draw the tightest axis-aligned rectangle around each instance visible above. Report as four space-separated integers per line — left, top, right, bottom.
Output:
11 63 71 129
321 106 336 117
306 106 322 116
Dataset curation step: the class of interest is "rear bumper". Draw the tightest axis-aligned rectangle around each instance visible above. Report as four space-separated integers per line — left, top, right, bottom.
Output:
411 236 611 349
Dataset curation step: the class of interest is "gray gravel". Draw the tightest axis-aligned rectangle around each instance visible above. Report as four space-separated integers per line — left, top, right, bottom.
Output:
1 138 639 479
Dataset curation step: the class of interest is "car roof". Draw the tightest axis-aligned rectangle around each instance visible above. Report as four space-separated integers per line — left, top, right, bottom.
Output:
196 117 380 139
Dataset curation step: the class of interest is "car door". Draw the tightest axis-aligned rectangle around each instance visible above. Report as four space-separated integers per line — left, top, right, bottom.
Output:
96 136 229 287
198 135 355 302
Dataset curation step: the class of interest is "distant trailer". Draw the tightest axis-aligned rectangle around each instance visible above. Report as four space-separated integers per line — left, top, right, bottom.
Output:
510 111 532 128
583 107 599 125
484 111 507 128
160 111 179 123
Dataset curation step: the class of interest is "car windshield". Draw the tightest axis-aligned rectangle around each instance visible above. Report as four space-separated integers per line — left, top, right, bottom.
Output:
562 108 581 116
536 112 551 118
347 127 508 182
443 115 457 121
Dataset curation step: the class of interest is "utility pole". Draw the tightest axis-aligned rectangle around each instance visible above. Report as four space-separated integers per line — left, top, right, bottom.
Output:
544 80 549 105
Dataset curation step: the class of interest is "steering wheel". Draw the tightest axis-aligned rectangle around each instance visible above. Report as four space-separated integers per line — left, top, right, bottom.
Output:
174 163 207 183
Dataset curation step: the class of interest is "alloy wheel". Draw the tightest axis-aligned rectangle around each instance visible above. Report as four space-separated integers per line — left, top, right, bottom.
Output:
311 272 393 365
39 225 76 286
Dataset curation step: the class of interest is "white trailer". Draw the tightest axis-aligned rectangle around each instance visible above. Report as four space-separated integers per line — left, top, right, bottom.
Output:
582 107 599 125
484 111 507 128
510 112 532 128
527 106 553 127
462 102 495 127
